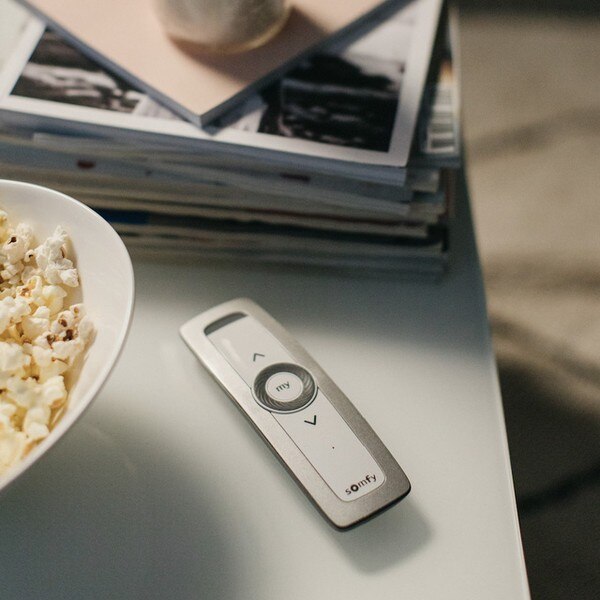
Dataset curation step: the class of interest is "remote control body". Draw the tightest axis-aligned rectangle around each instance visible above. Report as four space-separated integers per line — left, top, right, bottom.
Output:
180 298 411 530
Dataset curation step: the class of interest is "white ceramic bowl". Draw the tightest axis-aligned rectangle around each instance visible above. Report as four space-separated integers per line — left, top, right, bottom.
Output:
0 180 134 495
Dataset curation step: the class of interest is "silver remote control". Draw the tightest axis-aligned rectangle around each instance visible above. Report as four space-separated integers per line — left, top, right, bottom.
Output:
180 298 411 530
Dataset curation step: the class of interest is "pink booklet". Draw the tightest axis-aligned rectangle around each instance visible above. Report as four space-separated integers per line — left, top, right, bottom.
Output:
20 0 399 125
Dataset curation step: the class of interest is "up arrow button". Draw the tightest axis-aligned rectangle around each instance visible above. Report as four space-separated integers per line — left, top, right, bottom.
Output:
253 353 265 362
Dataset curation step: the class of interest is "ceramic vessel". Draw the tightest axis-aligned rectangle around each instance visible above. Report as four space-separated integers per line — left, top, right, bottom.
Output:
0 180 135 495
153 0 290 53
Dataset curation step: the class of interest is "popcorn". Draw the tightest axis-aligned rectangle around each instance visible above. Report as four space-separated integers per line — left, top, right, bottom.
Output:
0 341 31 383
0 429 27 475
0 402 16 429
41 285 68 315
2 223 34 263
0 296 31 335
0 210 93 477
21 306 51 340
34 226 79 287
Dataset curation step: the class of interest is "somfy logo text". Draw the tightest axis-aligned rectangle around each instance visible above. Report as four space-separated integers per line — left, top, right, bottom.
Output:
345 474 377 496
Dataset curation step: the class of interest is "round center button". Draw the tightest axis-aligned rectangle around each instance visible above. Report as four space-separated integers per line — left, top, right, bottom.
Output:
253 363 316 413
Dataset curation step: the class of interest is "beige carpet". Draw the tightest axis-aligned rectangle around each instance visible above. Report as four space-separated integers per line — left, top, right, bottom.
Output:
460 10 600 600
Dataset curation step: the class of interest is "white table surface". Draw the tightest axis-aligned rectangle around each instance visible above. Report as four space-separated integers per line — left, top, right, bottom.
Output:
0 172 531 598
0 4 530 595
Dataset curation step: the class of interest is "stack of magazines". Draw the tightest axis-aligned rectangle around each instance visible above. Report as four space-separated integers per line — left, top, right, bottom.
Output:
0 0 460 277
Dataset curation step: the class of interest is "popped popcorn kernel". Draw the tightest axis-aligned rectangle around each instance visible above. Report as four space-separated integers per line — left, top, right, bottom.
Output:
0 341 31 377
2 223 34 264
21 306 51 340
0 295 31 335
0 429 27 474
7 376 41 410
23 419 49 442
0 210 93 477
34 226 79 287
41 285 67 315
0 402 17 430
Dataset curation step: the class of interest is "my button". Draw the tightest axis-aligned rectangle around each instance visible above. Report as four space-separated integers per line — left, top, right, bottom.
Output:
266 372 304 402
253 363 316 413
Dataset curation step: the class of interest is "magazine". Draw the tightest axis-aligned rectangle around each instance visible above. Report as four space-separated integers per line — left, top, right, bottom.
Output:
122 240 447 277
21 0 441 136
18 0 405 124
0 133 431 216
0 0 447 172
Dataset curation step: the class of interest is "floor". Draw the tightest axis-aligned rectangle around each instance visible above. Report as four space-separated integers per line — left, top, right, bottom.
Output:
459 8 600 599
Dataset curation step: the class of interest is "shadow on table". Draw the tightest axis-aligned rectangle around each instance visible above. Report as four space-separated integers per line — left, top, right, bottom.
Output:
328 497 431 574
493 334 600 600
0 418 239 600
